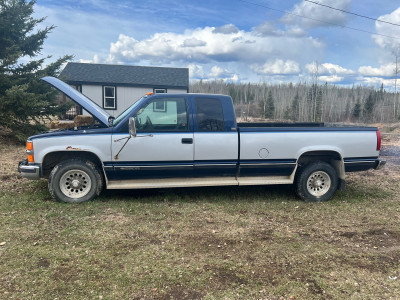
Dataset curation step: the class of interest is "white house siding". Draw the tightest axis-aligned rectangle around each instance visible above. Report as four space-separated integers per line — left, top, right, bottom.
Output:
80 85 187 117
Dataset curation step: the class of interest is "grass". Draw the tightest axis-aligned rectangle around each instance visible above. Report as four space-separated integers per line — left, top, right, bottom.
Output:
1 140 400 299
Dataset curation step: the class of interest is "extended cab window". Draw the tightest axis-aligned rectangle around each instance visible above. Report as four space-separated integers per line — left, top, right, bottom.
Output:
195 98 225 131
134 97 188 132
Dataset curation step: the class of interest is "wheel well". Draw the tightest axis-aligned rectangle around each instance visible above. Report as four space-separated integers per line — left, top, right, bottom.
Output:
297 151 341 165
42 151 103 178
296 151 344 181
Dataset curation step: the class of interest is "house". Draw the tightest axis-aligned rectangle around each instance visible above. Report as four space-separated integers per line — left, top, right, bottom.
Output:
59 62 189 117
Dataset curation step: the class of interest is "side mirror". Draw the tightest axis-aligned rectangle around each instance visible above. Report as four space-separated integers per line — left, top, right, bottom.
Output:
129 117 137 137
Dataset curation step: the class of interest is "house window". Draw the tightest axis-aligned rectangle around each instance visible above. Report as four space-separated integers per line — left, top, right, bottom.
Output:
103 86 116 109
154 88 167 93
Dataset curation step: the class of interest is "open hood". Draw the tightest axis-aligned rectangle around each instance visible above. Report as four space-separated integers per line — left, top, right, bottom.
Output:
41 76 113 127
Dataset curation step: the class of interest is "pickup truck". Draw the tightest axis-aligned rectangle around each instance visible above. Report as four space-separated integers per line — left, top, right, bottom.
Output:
18 76 386 203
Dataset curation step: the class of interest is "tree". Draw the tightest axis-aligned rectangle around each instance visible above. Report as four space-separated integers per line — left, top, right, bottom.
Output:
0 0 72 141
352 99 361 119
315 88 323 122
307 84 318 122
363 92 376 122
291 92 300 121
265 90 275 119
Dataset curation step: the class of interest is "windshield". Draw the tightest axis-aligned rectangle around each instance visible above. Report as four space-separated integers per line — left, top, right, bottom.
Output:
112 96 148 126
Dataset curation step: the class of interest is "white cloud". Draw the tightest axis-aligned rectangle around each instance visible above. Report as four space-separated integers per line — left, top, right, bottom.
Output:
373 7 400 50
282 0 351 28
208 66 239 82
319 75 344 82
358 63 396 77
78 54 100 64
253 21 282 36
209 66 226 77
356 76 396 88
285 25 307 37
254 22 307 38
106 25 324 67
212 24 239 34
251 59 301 75
306 62 354 75
182 38 207 48
188 64 205 78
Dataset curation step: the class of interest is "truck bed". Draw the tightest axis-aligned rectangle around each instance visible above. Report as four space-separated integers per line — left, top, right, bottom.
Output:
237 122 377 132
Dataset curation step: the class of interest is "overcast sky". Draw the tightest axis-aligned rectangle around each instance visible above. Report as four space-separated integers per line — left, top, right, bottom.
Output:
34 0 400 89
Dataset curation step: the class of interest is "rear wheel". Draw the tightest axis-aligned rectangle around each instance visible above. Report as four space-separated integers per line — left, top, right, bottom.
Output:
49 159 103 203
295 161 338 202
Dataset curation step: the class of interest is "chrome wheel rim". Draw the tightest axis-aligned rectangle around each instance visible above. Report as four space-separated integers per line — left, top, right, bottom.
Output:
307 171 331 197
59 169 91 199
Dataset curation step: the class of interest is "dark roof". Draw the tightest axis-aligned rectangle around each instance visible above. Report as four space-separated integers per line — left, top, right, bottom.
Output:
60 62 189 89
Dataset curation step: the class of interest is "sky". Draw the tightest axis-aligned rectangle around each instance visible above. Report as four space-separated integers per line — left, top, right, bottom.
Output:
34 0 400 90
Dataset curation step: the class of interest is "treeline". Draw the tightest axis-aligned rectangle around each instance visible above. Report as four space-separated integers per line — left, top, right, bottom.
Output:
190 80 400 123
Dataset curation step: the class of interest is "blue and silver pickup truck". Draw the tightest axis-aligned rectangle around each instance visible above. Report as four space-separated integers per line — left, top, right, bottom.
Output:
19 76 386 203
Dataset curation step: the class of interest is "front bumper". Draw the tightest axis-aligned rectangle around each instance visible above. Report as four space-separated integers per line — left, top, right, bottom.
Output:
18 159 41 180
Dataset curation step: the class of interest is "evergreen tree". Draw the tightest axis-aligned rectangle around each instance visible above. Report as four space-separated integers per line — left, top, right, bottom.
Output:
363 92 376 121
352 99 361 119
265 90 275 119
0 0 72 141
291 92 300 121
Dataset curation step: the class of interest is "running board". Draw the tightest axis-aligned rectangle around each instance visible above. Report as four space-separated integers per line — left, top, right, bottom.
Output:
107 176 293 190
238 176 293 186
107 177 238 189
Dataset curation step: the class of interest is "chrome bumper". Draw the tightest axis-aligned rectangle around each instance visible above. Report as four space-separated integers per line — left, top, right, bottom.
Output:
18 160 41 180
374 160 386 170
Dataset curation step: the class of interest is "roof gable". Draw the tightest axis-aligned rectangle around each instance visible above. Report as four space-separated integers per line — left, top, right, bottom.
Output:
60 63 189 89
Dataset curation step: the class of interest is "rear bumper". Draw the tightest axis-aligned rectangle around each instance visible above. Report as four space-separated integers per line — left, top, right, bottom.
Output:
18 159 41 180
374 159 386 170
344 158 386 172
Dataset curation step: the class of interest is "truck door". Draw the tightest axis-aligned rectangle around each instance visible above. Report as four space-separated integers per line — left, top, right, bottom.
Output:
193 97 238 177
110 96 194 180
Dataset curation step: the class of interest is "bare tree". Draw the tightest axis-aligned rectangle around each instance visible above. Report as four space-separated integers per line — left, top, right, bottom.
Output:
190 78 397 123
393 46 400 118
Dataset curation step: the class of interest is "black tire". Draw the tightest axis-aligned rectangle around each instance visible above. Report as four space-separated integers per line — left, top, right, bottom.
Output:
295 161 338 202
48 159 103 203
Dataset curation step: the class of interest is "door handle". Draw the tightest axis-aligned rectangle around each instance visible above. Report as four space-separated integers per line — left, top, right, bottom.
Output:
181 138 193 144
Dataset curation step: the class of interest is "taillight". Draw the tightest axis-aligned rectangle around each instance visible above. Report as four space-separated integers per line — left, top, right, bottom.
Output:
26 140 34 162
376 130 381 151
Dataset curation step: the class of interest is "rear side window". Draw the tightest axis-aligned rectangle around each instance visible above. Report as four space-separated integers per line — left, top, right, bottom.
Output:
195 98 225 131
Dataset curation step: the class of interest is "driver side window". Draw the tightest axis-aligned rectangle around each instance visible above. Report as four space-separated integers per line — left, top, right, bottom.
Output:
134 98 188 132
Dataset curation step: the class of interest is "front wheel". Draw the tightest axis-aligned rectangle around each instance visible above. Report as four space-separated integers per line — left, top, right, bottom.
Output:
49 159 103 203
295 161 338 202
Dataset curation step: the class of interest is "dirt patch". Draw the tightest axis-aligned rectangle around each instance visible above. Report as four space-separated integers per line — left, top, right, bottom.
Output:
250 228 275 241
37 258 50 268
0 142 31 193
204 265 248 287
380 145 400 165
335 228 400 249
52 265 81 282
331 250 400 274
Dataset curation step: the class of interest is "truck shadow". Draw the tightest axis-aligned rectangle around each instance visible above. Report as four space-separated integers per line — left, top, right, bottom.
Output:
100 184 299 203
